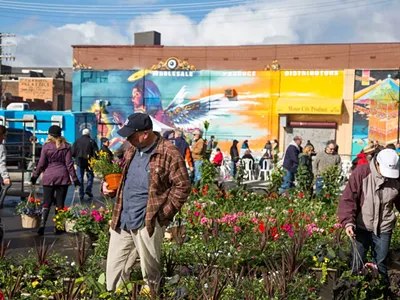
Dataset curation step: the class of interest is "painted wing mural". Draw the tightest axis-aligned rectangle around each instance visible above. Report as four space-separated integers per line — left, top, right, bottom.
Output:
73 69 274 151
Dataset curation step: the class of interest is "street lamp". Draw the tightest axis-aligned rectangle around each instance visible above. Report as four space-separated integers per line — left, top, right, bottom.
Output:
396 70 400 143
55 68 65 111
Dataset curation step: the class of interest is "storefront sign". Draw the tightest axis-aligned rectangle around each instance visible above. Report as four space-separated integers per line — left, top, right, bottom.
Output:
18 78 53 100
276 98 342 115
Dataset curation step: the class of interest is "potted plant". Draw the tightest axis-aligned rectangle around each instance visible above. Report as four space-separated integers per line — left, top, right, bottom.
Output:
89 150 123 190
54 206 81 233
15 195 42 229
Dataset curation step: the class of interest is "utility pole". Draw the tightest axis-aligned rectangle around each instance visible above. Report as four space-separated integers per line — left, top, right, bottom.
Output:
0 33 16 109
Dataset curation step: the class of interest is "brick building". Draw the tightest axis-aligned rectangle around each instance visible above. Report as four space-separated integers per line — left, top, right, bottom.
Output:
72 43 400 71
2 67 73 111
72 42 400 159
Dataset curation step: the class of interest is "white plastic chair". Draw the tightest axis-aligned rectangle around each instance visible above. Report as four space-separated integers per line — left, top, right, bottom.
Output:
258 159 272 181
242 158 254 181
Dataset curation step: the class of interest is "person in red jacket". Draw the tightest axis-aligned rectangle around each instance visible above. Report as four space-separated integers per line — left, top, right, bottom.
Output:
213 148 223 166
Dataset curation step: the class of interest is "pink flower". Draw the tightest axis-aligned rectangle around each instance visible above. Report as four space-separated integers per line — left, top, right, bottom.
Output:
233 226 241 233
200 217 209 225
194 211 200 217
80 210 87 215
281 223 294 237
251 217 259 224
333 223 342 229
94 215 104 222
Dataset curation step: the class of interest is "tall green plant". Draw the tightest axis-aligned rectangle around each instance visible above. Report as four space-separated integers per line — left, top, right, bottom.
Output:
318 165 342 204
203 120 210 140
296 164 313 199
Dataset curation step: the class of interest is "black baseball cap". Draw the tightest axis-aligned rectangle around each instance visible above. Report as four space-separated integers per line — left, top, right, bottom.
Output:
117 113 153 138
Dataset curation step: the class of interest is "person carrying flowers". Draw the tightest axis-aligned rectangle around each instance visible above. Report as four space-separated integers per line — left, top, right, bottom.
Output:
102 113 191 294
338 149 400 285
31 125 80 236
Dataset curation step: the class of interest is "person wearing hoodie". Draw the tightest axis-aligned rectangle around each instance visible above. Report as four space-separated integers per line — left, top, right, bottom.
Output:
171 129 194 173
279 136 302 194
313 140 341 194
351 150 369 171
230 140 240 177
338 149 400 285
31 125 80 236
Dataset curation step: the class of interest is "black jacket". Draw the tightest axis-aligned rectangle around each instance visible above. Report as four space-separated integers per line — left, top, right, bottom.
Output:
230 141 239 162
101 145 113 162
71 135 99 169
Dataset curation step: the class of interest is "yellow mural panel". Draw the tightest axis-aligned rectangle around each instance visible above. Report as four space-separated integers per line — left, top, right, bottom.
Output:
280 70 344 100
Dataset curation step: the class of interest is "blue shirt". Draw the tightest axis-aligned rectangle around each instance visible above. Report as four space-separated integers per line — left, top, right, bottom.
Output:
120 139 158 230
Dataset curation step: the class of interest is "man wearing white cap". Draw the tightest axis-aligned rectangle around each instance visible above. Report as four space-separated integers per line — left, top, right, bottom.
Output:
338 149 400 284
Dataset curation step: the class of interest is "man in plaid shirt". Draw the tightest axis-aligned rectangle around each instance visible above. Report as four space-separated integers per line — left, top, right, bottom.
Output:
103 113 191 292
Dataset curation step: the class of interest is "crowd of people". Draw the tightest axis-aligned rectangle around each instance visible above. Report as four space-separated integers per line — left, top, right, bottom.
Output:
4 113 400 293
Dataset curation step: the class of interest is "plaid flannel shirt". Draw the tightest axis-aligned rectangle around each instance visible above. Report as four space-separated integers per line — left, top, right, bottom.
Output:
110 135 191 237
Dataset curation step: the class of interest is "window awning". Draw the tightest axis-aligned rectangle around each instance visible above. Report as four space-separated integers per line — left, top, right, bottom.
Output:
276 98 343 115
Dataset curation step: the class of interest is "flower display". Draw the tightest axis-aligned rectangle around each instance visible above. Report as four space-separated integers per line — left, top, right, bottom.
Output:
88 150 122 179
15 196 43 216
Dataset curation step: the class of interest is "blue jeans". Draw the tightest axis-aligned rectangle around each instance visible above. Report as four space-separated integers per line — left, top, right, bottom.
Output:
279 170 295 194
316 177 324 195
230 161 237 177
352 228 391 283
77 165 94 197
194 160 203 183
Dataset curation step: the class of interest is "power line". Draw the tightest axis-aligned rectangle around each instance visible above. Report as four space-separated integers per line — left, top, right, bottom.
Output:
0 0 368 18
0 0 251 9
0 0 391 26
0 0 376 15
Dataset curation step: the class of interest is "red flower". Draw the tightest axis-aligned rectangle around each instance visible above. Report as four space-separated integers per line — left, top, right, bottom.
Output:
192 188 198 194
288 209 294 214
0 291 4 300
258 221 265 233
28 197 35 203
270 193 278 199
326 194 330 199
298 192 304 198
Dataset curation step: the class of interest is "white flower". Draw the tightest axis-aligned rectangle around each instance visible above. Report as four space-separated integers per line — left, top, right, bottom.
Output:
71 262 76 267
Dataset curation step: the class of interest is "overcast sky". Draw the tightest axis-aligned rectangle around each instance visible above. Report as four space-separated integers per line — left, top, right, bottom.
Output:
1 0 398 67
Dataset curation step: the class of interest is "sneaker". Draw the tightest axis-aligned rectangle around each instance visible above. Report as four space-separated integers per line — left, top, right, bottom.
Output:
85 191 93 198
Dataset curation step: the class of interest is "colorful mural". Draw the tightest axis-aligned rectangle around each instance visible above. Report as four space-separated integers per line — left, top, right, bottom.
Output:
72 69 279 151
352 70 400 156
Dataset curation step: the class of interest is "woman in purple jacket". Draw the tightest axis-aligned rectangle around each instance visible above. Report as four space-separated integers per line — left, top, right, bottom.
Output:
31 125 80 236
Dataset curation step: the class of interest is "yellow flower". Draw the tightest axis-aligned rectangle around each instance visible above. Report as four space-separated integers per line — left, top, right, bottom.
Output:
80 289 85 294
52 218 56 222
92 205 96 209
32 281 39 288
116 288 122 294
55 216 59 219
313 256 317 262
324 257 330 263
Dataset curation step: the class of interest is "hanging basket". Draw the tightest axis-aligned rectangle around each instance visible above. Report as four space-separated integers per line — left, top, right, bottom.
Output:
65 220 77 233
21 214 39 229
104 173 122 191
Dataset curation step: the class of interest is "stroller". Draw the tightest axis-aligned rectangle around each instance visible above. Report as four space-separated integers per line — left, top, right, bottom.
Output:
0 182 11 244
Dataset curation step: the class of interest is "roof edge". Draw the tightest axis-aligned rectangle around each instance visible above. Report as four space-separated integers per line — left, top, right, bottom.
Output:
71 42 400 48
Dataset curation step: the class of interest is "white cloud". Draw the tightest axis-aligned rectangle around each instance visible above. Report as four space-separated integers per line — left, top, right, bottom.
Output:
10 0 400 66
12 21 128 67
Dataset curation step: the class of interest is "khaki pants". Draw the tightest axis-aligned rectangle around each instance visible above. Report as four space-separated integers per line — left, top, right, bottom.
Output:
106 221 165 291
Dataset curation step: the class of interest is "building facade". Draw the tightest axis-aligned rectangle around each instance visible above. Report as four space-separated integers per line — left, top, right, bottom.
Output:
72 43 400 158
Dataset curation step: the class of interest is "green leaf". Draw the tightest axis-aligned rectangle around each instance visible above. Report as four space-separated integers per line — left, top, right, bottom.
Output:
98 273 106 285
326 248 336 259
